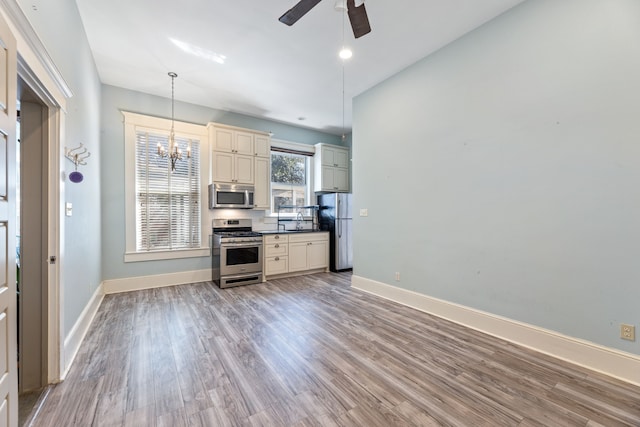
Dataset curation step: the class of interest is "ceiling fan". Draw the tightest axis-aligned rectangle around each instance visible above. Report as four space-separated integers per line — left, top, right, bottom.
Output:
279 0 372 39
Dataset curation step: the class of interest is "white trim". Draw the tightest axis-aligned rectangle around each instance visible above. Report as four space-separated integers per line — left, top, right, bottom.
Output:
351 275 640 387
124 247 210 262
47 106 62 383
61 283 104 380
103 269 212 294
208 121 270 136
0 0 72 98
271 138 316 154
122 111 209 261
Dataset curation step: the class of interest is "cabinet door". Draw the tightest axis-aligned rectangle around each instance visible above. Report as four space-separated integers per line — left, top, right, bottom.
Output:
321 166 338 191
254 156 270 209
333 167 350 192
265 256 288 276
288 242 309 272
234 154 254 184
254 135 270 157
321 145 337 167
307 240 328 270
235 131 254 155
213 128 234 152
333 148 349 168
213 151 234 183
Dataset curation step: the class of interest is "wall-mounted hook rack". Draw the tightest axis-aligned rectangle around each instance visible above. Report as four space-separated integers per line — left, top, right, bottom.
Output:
65 144 91 183
65 143 91 167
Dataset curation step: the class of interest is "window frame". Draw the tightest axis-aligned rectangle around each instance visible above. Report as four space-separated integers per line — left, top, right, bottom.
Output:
123 111 209 262
268 139 315 217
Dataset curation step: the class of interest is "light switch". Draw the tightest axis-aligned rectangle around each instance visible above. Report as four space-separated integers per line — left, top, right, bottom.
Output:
360 208 368 217
65 202 73 217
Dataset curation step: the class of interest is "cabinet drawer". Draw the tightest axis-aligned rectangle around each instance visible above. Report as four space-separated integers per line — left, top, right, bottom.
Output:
288 232 329 244
264 234 289 244
265 242 288 257
265 256 288 276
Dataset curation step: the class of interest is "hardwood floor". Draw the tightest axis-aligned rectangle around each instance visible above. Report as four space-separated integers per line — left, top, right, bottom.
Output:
29 272 640 426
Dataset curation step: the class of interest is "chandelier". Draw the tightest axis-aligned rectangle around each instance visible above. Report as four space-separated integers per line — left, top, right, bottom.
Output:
157 72 191 171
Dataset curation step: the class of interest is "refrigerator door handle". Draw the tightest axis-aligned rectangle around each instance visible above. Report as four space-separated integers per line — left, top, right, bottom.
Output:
338 219 342 238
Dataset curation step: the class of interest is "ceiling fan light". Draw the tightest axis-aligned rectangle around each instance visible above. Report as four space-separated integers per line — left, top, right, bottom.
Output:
339 47 353 59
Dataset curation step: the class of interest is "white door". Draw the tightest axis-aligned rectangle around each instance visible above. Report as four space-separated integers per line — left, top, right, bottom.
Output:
0 12 18 427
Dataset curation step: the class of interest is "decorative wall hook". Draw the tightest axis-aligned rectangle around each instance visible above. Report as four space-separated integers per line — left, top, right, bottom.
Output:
65 143 91 183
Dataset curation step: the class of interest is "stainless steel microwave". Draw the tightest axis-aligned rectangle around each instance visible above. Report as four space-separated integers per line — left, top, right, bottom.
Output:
209 183 255 209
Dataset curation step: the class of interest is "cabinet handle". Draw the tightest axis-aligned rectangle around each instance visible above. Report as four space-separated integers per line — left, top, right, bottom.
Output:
275 244 280 248
275 257 280 261
308 242 312 246
275 235 280 240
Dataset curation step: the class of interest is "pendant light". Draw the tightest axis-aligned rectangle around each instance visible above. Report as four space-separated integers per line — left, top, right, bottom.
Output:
157 72 191 171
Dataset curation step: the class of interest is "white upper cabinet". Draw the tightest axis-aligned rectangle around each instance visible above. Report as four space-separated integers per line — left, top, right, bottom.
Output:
314 143 350 192
235 131 254 155
320 145 349 168
209 123 271 202
254 135 271 157
254 156 271 209
211 125 255 155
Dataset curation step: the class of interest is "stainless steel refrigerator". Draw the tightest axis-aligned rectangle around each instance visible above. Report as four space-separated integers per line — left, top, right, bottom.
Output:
318 193 352 272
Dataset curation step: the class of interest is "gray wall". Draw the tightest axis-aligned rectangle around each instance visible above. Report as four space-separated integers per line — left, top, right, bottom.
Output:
101 84 343 280
352 0 640 355
18 0 103 336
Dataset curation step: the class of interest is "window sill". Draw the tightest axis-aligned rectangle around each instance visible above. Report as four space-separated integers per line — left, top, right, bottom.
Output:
124 247 210 263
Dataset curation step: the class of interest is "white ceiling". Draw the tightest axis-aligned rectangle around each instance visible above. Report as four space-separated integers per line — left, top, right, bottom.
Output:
74 0 525 135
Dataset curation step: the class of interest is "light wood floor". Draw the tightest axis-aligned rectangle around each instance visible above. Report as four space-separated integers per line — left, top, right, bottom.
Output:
29 272 640 426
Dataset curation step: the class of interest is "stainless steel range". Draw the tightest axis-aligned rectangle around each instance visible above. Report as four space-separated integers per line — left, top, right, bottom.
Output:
212 219 263 288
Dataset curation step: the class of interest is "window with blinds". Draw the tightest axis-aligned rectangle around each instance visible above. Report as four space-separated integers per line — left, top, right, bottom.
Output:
135 131 201 251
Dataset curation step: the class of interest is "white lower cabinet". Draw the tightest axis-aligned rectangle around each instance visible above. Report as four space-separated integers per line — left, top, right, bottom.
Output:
265 255 288 276
264 232 329 278
264 234 289 276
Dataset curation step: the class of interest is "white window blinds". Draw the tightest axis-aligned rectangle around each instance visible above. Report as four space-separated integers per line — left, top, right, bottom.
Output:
135 131 201 251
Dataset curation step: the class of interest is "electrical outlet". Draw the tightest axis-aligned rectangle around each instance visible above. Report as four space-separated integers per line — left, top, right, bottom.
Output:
621 324 635 341
395 272 400 281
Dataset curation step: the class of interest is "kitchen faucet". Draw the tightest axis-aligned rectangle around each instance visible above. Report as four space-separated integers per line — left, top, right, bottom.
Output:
296 211 304 231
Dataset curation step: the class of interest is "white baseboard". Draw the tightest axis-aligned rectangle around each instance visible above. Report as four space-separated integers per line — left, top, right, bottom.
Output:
351 275 640 387
103 269 212 294
62 283 104 380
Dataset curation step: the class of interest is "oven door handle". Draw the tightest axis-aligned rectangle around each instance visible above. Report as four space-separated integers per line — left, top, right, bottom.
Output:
221 242 263 248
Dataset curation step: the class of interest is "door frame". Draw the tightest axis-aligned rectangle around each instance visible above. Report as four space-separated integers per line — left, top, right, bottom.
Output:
18 50 63 385
1 0 73 384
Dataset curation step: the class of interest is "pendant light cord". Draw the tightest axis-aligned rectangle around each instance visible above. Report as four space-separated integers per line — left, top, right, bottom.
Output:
341 8 346 140
169 72 177 150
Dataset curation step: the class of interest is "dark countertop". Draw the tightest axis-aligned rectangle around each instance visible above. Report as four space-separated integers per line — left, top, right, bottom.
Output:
261 230 327 235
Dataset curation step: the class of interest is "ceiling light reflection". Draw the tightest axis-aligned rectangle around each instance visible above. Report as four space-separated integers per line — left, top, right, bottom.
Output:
170 38 226 64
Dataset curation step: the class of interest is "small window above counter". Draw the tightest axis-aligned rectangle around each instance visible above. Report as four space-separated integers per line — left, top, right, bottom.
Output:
275 205 319 232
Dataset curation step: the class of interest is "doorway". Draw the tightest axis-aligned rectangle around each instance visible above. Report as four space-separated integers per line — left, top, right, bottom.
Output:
17 78 50 421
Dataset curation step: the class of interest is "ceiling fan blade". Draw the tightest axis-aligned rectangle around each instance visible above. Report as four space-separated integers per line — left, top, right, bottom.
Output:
279 0 323 26
347 0 371 38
